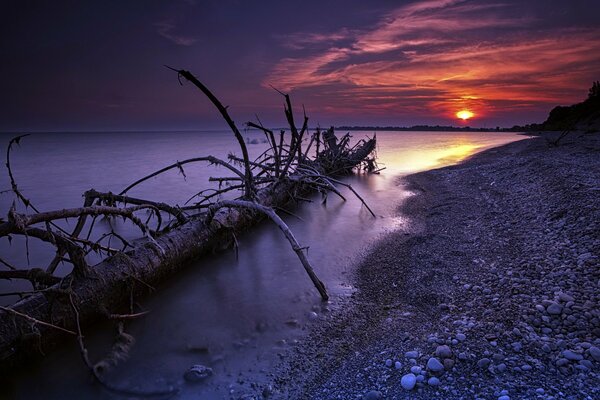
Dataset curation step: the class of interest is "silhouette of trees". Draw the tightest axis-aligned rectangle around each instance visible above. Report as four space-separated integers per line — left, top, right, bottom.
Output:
589 81 600 99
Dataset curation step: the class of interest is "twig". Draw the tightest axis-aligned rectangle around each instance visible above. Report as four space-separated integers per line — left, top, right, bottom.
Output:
0 306 77 335
166 67 255 199
208 200 328 300
119 156 245 196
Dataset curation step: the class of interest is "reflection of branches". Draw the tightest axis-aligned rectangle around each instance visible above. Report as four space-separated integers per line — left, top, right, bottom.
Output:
68 294 178 397
207 200 328 300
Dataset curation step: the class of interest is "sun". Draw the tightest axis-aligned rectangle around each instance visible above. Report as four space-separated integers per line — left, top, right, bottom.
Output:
456 110 474 120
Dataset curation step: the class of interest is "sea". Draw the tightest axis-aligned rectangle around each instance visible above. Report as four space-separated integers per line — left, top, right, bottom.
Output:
0 130 525 399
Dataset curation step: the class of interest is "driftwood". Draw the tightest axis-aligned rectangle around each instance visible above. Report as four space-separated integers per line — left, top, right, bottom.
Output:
0 69 377 387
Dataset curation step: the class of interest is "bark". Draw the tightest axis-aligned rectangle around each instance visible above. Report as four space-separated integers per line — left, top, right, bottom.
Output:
0 154 371 372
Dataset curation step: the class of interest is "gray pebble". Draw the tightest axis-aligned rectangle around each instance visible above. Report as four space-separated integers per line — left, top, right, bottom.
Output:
401 373 417 390
410 365 422 374
562 350 583 361
435 345 452 359
428 377 441 386
427 357 444 372
589 346 600 361
405 350 419 359
546 302 563 315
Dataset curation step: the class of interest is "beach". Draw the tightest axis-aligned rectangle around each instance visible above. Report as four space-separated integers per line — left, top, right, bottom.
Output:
273 132 600 399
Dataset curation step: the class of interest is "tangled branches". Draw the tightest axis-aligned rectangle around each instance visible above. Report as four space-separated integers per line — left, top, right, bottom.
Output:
0 68 378 390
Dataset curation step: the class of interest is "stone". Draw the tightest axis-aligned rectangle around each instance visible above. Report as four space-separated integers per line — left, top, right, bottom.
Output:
395 361 402 369
385 359 393 367
364 390 382 400
262 384 274 398
456 333 466 341
562 350 583 361
443 359 455 370
498 396 510 400
427 357 444 372
477 358 491 369
405 350 419 359
546 302 563 315
589 346 600 362
535 388 545 395
435 345 452 359
410 366 422 374
184 365 213 382
558 292 574 302
428 377 441 386
556 358 569 367
401 373 417 390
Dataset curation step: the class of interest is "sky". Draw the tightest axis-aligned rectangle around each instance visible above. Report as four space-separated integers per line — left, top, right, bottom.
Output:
1 0 600 131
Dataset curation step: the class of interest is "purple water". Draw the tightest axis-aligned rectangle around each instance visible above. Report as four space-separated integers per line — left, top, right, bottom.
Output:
0 130 525 399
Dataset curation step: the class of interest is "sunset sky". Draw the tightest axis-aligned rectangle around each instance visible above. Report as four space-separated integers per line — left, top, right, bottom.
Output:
2 0 600 131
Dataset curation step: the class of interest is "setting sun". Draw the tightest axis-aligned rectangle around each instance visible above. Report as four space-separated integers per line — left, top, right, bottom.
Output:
456 110 475 120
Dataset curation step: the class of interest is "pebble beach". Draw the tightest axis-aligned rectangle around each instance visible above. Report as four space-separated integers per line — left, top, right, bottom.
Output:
271 132 600 399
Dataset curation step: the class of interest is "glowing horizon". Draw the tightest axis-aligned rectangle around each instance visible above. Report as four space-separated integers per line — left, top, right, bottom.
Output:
2 1 600 131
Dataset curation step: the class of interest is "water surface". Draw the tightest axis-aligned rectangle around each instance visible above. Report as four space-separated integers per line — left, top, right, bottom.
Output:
0 130 524 399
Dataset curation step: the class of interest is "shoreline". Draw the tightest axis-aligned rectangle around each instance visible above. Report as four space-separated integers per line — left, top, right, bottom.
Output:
272 132 600 399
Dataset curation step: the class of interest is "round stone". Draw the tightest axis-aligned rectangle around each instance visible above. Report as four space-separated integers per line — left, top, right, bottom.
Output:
589 346 600 362
427 357 444 372
428 377 441 386
435 345 452 359
547 302 563 315
394 361 402 369
401 373 417 390
405 350 419 359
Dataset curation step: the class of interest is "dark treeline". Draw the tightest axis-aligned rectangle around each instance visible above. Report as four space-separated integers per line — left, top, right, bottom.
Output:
337 81 600 134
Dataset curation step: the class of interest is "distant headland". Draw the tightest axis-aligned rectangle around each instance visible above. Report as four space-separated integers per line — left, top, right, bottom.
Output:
338 81 600 134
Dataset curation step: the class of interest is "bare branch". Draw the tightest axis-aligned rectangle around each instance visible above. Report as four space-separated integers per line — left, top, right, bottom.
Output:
0 305 77 336
169 67 255 198
119 156 244 196
208 200 328 300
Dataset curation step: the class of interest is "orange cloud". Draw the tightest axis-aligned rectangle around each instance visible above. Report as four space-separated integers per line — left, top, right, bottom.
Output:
264 1 600 124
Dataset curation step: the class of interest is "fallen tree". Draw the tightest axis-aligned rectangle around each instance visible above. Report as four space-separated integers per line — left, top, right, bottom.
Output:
0 68 377 392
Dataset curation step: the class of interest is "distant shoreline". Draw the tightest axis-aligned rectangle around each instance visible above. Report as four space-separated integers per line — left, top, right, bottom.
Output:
335 125 531 132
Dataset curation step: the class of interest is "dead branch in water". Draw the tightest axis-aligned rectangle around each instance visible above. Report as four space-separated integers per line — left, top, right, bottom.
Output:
0 68 378 384
207 200 328 300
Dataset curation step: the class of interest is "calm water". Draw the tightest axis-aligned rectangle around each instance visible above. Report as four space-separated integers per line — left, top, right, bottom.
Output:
0 130 524 399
